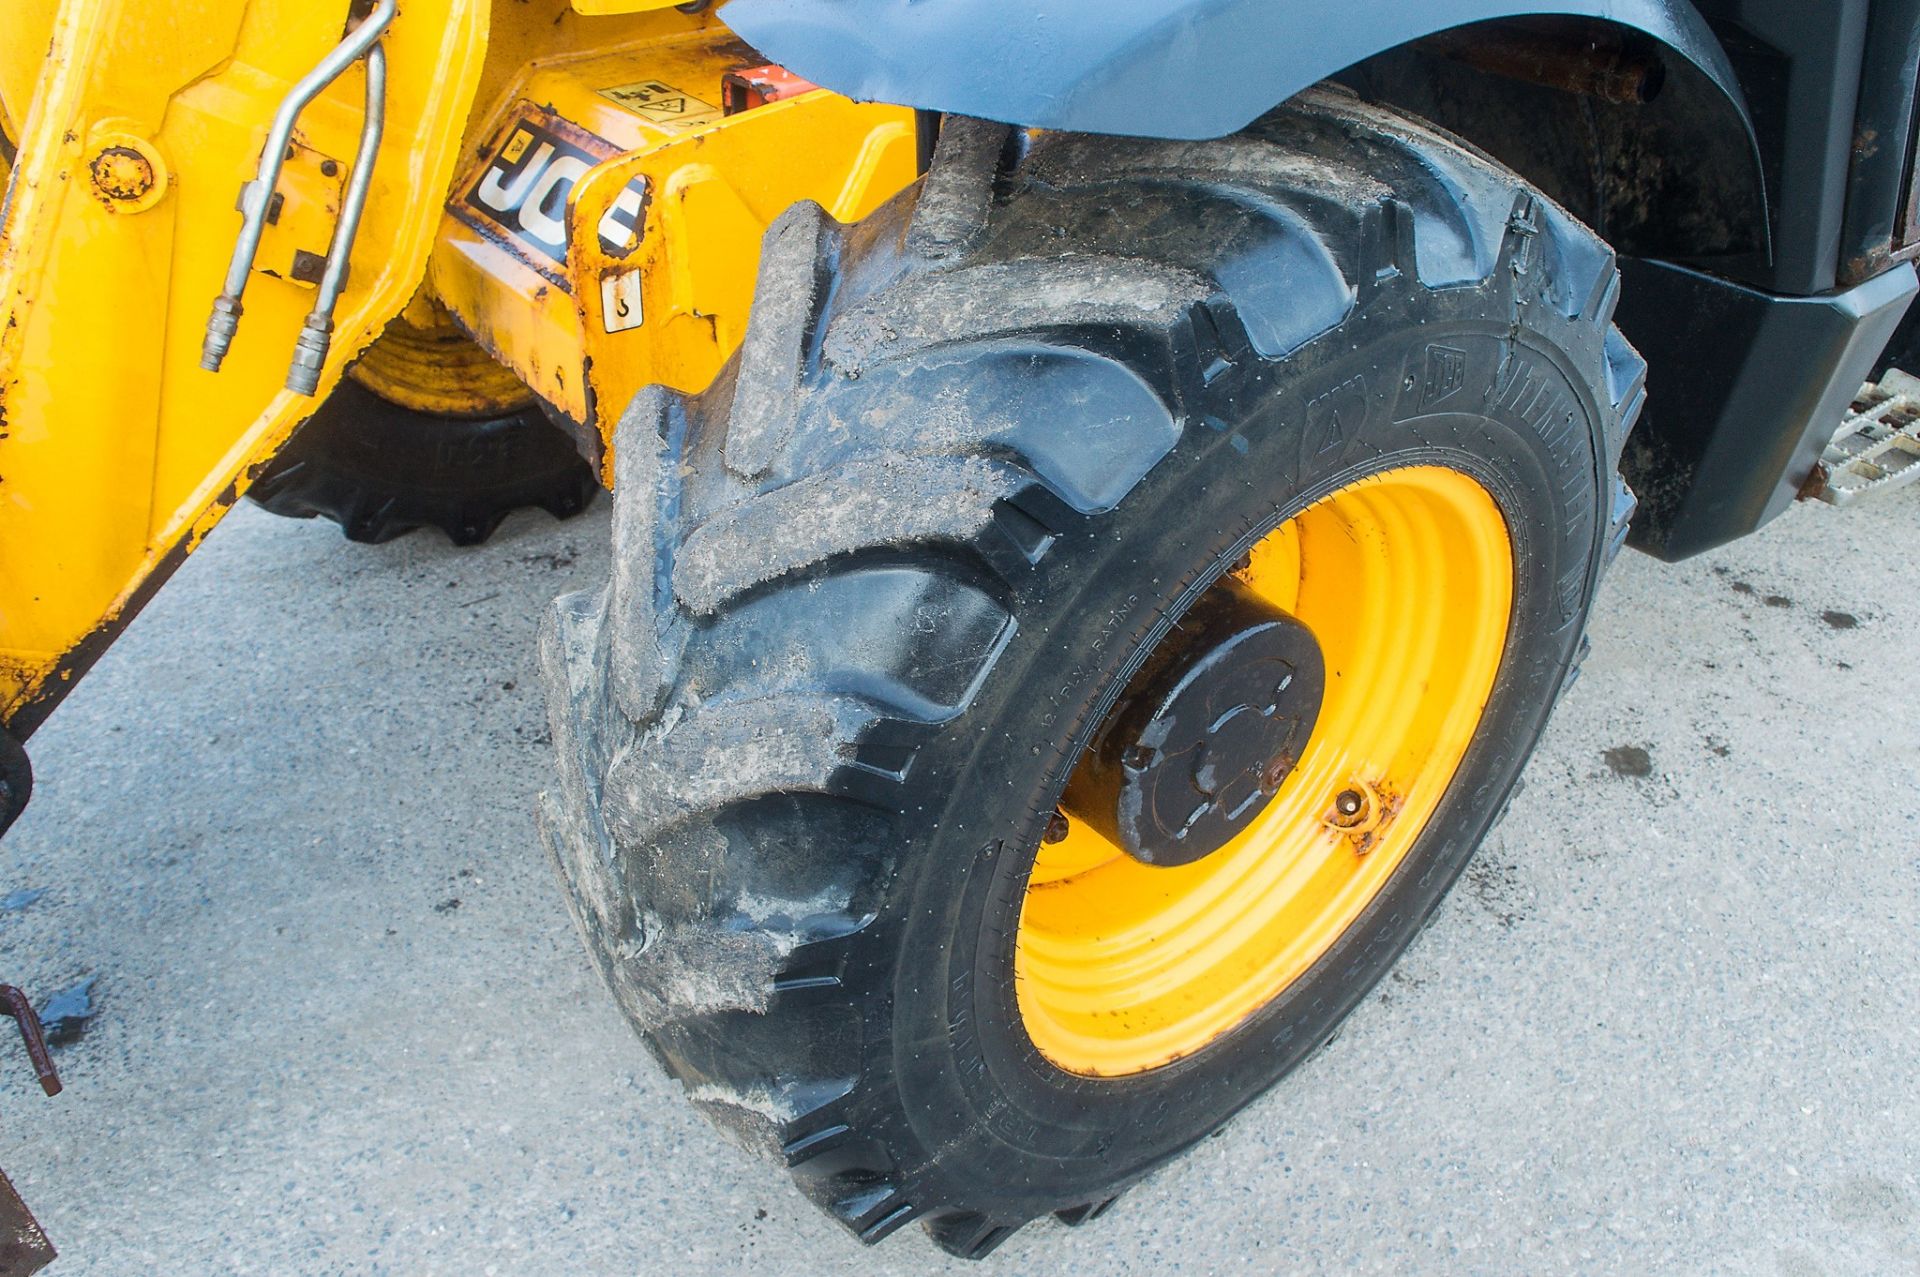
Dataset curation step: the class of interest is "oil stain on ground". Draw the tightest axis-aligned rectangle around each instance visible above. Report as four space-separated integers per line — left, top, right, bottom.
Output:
1603 745 1654 778
1465 854 1528 927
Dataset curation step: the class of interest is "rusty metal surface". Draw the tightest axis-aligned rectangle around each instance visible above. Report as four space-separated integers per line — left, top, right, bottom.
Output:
1812 368 1920 503
0 1171 53 1277
0 989 59 1099
1419 18 1666 105
0 986 61 1277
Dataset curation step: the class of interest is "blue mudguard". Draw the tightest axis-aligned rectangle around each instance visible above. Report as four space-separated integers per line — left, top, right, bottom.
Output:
719 0 1747 142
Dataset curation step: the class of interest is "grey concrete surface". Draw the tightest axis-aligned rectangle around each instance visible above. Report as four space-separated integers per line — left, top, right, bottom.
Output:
2 487 1917 1276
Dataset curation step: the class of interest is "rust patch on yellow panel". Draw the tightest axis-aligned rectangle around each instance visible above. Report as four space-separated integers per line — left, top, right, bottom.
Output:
87 145 155 205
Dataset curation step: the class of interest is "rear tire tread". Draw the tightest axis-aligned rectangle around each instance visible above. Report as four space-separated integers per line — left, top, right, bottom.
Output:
250 381 599 546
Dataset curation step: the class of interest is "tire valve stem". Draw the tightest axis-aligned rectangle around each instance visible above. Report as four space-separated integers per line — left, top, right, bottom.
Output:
1327 784 1379 835
1043 809 1072 845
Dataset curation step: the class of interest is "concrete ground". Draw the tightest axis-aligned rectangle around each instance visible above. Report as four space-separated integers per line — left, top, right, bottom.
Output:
1 483 1917 1277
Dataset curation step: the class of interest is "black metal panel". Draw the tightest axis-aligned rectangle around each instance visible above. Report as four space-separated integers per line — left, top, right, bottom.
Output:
1617 258 1917 561
1840 0 1920 285
718 0 1752 143
1343 30 1770 265
1689 0 1874 294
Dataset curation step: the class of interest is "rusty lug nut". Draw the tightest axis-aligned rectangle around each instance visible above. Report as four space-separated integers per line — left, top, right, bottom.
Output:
1261 753 1295 792
89 146 155 204
1043 809 1072 845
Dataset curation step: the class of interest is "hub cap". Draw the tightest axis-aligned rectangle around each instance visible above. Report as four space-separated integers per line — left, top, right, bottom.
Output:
1061 579 1326 868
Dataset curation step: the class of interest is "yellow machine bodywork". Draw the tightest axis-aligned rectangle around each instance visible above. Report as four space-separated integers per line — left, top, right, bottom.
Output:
433 22 918 452
0 0 918 734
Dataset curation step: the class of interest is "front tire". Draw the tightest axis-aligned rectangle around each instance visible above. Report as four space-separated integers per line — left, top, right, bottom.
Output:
540 92 1643 1256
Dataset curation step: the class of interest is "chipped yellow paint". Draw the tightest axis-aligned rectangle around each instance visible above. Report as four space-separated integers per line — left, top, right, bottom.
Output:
0 0 489 729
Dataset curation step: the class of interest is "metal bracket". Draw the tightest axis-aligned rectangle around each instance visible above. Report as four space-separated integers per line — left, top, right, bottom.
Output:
1811 369 1920 505
0 988 61 1277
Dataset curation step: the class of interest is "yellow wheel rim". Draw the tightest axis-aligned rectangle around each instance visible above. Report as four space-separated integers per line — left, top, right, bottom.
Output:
351 296 534 419
1015 465 1514 1077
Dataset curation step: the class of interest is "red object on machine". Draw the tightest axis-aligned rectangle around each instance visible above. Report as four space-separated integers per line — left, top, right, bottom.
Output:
722 64 820 114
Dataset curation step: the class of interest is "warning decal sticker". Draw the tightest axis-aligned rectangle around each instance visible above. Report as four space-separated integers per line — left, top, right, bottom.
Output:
459 113 648 273
600 79 724 133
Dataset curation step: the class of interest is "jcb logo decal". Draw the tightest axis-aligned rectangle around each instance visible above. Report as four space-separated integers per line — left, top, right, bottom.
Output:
463 116 647 269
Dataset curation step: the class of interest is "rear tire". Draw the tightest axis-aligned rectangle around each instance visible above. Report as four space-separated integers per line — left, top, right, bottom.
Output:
540 93 1643 1256
249 379 599 546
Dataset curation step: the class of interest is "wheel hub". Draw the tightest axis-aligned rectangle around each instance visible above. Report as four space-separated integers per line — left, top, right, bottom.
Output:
1063 576 1325 867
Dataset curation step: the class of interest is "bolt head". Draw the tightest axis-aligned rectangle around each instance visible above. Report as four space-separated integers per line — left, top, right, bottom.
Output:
90 147 155 202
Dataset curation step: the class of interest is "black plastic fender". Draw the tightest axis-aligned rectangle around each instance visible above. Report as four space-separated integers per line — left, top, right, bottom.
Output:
1617 259 1918 560
719 0 1752 144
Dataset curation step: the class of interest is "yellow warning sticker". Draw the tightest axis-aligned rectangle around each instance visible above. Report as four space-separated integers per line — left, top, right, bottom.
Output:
599 79 724 132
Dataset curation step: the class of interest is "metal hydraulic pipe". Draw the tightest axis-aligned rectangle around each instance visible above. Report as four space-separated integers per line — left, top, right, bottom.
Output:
286 39 386 396
200 0 397 373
